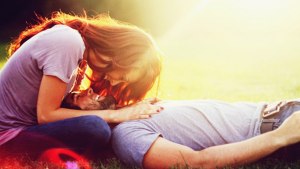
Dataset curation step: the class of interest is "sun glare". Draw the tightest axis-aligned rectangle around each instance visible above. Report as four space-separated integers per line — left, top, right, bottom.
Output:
233 0 288 18
157 0 300 61
79 66 92 90
238 0 283 10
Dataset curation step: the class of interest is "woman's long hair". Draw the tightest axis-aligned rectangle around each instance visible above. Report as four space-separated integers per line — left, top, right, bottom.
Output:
9 11 162 106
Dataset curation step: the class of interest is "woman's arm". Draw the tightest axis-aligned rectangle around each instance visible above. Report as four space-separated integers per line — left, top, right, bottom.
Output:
37 75 161 124
144 111 300 169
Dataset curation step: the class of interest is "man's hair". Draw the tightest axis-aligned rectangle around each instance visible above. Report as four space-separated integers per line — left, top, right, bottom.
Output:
60 92 81 110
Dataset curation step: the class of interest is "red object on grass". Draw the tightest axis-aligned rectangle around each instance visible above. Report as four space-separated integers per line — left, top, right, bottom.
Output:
39 148 91 169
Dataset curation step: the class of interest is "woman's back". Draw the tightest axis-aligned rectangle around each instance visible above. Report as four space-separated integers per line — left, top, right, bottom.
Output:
0 25 85 145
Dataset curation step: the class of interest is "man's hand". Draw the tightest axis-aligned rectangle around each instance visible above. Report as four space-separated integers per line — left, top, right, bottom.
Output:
272 111 300 146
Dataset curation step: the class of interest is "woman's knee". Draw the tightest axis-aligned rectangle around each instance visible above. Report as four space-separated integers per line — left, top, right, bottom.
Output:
75 115 111 144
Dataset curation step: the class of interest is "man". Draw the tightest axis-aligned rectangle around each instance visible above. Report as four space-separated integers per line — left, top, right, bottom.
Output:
66 90 300 169
112 99 300 169
61 87 117 110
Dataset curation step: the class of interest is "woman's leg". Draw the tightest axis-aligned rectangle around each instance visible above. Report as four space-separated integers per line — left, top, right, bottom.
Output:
0 115 111 160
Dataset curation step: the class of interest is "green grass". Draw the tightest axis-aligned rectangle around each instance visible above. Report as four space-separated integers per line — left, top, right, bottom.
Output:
0 43 8 68
1 43 300 168
2 157 300 169
0 157 138 169
157 54 300 102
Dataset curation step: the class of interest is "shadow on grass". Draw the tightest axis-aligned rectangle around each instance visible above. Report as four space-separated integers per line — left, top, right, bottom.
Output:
1 157 300 169
168 159 300 169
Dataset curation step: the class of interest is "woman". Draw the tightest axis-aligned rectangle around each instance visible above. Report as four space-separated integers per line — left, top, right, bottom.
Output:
0 11 162 159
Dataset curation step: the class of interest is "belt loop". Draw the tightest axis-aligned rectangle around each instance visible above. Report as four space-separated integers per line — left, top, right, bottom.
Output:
260 100 300 134
262 119 280 123
262 101 286 118
260 101 287 134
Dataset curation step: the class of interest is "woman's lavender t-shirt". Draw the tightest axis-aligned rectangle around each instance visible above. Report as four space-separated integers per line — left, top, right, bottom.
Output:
0 25 85 145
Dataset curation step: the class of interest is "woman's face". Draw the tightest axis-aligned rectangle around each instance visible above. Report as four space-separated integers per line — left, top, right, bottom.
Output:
105 68 143 86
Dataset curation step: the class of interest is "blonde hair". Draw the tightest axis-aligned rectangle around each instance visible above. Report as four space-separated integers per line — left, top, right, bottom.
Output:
9 11 162 106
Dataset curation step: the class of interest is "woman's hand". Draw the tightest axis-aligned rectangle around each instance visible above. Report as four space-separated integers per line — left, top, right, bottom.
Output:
272 111 300 146
110 98 163 123
143 97 162 104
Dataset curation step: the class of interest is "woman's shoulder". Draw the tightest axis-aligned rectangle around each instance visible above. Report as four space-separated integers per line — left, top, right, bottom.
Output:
42 25 79 36
27 24 85 67
34 25 85 49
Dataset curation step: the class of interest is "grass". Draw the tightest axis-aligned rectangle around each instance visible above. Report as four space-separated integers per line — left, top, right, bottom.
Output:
1 42 300 168
2 157 300 169
0 43 8 67
157 54 300 102
0 157 138 169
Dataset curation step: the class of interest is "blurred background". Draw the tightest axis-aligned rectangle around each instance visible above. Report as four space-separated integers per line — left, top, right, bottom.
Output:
1 0 300 101
0 0 201 42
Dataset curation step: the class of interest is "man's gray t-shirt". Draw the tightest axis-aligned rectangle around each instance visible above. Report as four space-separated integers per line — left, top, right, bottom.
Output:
112 100 265 167
0 25 85 145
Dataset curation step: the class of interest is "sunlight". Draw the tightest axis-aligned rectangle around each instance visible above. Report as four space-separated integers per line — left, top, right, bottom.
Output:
233 0 290 20
237 0 284 11
157 0 299 60
79 66 92 91
154 0 300 99
160 0 210 43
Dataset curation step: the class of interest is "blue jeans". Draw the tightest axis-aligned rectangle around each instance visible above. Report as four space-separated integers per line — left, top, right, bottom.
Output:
0 115 111 160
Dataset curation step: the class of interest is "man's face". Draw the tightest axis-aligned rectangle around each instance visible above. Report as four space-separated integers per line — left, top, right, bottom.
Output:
63 88 116 110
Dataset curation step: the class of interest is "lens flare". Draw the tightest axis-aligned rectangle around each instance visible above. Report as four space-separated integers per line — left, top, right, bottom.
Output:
39 148 91 169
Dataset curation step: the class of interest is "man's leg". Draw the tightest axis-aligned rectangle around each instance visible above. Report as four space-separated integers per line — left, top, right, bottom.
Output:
0 115 111 160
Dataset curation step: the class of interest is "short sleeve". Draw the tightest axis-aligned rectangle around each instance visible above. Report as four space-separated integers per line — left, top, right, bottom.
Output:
30 25 85 83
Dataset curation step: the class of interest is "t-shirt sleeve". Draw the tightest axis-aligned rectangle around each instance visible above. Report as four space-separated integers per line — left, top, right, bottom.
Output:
30 25 85 83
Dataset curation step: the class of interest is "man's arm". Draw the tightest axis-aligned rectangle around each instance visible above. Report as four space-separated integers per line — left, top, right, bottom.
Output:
143 112 300 169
